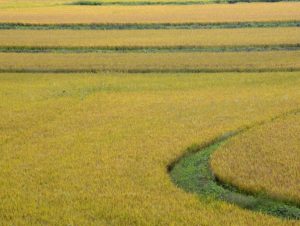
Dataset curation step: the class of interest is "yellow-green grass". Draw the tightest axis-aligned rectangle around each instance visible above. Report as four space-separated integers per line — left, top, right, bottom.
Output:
211 113 300 205
0 28 299 48
0 3 300 24
0 72 300 225
0 51 299 72
0 0 298 9
0 0 217 9
0 0 66 9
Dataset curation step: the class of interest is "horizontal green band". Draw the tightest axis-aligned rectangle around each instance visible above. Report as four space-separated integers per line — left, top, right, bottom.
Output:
0 21 299 30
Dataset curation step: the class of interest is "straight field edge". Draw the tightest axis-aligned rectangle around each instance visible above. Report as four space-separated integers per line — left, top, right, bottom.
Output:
0 68 300 74
69 0 300 5
0 44 299 53
0 21 299 30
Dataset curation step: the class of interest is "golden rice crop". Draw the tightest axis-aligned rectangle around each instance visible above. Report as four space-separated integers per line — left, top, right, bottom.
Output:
0 72 300 225
0 3 300 24
211 113 300 205
0 51 299 72
0 1 64 8
0 0 212 9
0 28 299 47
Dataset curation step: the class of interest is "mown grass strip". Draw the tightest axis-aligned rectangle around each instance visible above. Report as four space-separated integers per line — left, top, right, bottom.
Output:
1 44 299 53
71 0 300 5
0 68 299 74
0 21 299 30
71 1 219 5
169 110 300 220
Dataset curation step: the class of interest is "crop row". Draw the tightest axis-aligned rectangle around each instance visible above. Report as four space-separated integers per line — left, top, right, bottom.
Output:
0 51 299 72
1 3 300 24
0 28 299 47
1 72 299 225
211 113 300 206
1 0 299 9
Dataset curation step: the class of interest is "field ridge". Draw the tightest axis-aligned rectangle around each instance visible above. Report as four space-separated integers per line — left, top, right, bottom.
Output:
0 44 299 53
169 108 300 219
1 21 299 30
70 0 300 5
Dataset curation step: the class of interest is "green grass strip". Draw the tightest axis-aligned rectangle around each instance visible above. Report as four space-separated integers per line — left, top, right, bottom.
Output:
0 21 299 30
169 110 300 220
0 68 299 74
71 0 300 5
1 44 299 53
71 0 221 5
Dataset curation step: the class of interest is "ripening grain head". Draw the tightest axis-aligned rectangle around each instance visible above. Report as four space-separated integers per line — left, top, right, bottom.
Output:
0 3 300 24
0 28 299 47
0 72 300 225
0 51 299 72
211 113 300 205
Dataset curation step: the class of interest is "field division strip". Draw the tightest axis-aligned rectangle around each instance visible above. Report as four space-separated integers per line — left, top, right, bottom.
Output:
69 0 300 6
0 68 300 73
1 21 299 30
169 109 300 220
1 44 300 53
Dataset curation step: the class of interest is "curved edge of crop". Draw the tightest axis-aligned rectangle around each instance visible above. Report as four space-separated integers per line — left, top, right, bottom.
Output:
168 109 300 220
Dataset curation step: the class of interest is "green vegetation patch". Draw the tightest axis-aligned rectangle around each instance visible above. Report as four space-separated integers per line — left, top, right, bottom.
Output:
169 134 300 220
1 68 300 74
1 44 299 53
0 21 299 30
71 0 300 5
71 1 216 5
169 110 300 220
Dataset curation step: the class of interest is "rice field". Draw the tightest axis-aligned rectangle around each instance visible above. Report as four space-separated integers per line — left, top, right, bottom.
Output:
0 0 299 9
1 3 300 24
0 1 299 225
211 113 300 205
0 28 299 47
1 72 300 225
0 51 299 72
0 0 227 9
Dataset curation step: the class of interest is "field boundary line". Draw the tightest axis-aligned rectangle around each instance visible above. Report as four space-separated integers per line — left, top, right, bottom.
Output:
1 44 299 53
0 68 299 74
0 21 299 30
69 0 300 5
169 108 300 219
